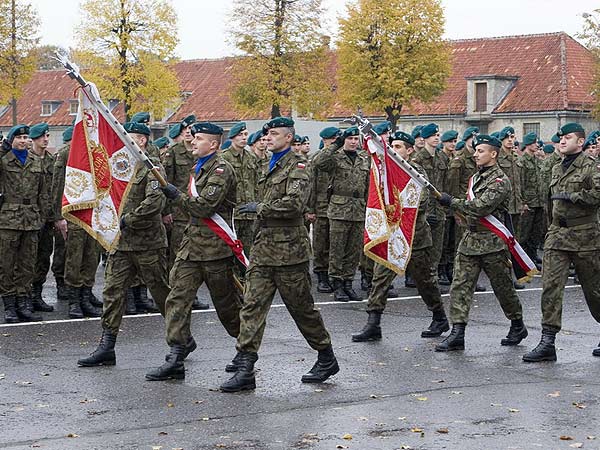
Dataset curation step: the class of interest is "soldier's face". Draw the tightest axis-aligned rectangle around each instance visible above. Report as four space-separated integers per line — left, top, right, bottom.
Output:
182 125 193 142
131 133 147 150
265 128 293 152
503 134 515 148
414 136 425 148
344 135 360 151
301 142 310 154
390 140 413 159
292 143 302 153
559 133 584 155
231 130 248 149
443 139 457 152
256 136 268 151
33 132 50 150
192 132 219 157
12 134 28 150
424 133 440 147
474 144 498 167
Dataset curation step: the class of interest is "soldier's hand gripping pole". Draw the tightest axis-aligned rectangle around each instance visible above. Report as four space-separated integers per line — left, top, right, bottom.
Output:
55 53 168 187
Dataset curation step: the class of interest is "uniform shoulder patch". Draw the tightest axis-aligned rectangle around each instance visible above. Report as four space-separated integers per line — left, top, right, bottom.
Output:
215 167 224 174
297 162 306 169
150 180 159 190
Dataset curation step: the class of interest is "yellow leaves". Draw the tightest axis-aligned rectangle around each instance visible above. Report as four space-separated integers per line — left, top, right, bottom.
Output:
342 433 353 440
416 397 428 402
410 427 423 433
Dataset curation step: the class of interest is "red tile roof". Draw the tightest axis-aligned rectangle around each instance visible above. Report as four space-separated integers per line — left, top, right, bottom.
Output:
0 32 595 127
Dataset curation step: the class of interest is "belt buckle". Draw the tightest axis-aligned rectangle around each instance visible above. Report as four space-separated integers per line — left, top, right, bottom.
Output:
558 218 567 227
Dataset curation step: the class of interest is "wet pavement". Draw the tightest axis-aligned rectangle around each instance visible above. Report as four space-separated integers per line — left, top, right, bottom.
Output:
1 268 599 450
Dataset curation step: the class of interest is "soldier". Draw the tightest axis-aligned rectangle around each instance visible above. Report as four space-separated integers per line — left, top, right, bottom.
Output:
77 121 172 367
539 139 562 245
434 134 527 352
0 125 46 323
291 134 303 154
519 132 545 265
352 131 449 342
300 136 311 157
220 117 338 393
221 122 259 258
315 126 370 302
52 127 103 319
411 125 425 153
523 123 600 362
146 122 242 380
154 136 170 159
438 130 458 286
248 130 269 162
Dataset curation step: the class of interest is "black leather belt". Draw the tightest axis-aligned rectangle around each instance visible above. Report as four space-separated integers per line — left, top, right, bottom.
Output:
553 215 596 228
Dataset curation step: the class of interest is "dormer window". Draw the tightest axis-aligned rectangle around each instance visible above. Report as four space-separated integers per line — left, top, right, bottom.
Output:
475 82 487 112
69 100 79 115
41 101 61 116
465 75 518 118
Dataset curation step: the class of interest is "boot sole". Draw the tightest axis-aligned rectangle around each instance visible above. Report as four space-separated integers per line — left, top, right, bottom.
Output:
145 372 185 381
522 354 557 362
435 344 464 352
77 359 116 367
317 288 333 293
220 382 256 393
351 335 382 342
69 313 84 319
301 364 340 383
4 317 20 324
501 331 528 346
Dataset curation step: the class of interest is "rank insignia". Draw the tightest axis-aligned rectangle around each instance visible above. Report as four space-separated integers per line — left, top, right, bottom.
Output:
207 185 217 196
291 180 300 190
151 180 159 190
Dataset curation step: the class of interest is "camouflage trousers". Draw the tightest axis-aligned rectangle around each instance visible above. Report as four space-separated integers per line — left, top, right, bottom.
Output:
541 249 600 332
510 213 521 241
519 207 545 259
167 220 187 271
0 229 38 296
235 219 256 257
441 216 456 267
64 225 100 288
165 256 242 347
328 219 363 281
52 231 65 283
33 225 64 285
359 251 374 279
429 215 446 269
449 250 523 324
312 217 330 273
236 262 332 354
101 249 169 335
367 246 444 313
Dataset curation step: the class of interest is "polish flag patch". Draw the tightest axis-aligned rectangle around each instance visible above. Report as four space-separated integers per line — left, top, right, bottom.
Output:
495 178 504 183
215 167 224 174
297 163 306 169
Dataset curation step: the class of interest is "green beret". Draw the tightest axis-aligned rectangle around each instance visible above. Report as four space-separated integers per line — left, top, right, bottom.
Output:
411 125 423 138
550 133 560 143
474 134 502 149
221 139 231 150
169 123 182 139
319 127 341 139
343 126 359 139
373 121 392 135
537 140 544 148
263 116 294 130
228 121 247 139
62 126 73 143
124 121 151 136
456 140 465 151
191 122 223 136
462 126 479 141
154 136 169 149
390 131 415 146
301 136 310 144
558 122 585 137
318 139 324 149
181 115 196 128
498 126 515 140
441 130 458 142
588 130 600 141
131 112 150 124
420 123 439 139
247 130 263 146
490 131 501 139
293 134 302 144
543 144 555 154
7 124 29 143
29 123 49 140
522 132 538 146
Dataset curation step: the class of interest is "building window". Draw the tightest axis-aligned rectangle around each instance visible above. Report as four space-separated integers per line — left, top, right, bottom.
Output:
41 102 53 116
475 82 487 112
523 122 540 136
69 100 78 115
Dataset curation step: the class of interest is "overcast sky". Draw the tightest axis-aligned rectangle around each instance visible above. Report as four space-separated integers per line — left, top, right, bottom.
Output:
31 0 599 59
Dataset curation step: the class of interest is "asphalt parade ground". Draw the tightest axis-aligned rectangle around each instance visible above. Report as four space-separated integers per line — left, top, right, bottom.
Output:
1 269 599 450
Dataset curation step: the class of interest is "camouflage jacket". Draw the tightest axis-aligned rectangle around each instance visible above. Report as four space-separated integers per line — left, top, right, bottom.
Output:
545 152 600 252
498 148 523 214
50 144 70 222
519 152 543 208
36 150 55 222
117 160 168 252
173 153 237 262
411 162 432 251
250 149 311 266
447 148 477 199
539 152 562 213
411 147 447 218
221 147 260 220
314 143 370 222
0 150 47 231
450 164 512 256
308 150 332 218
163 142 195 222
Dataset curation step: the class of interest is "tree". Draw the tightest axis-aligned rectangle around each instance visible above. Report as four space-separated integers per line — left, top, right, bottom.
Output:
74 0 181 121
33 45 70 70
577 10 600 119
0 0 40 125
336 0 451 129
228 0 333 119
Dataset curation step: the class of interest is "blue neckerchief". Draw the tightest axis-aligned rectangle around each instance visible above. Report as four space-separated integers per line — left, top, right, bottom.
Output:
194 152 216 175
269 148 291 172
12 149 28 165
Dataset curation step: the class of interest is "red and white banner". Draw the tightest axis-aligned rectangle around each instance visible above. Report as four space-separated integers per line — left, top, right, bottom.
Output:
466 175 538 282
188 175 249 267
363 136 423 274
61 83 135 251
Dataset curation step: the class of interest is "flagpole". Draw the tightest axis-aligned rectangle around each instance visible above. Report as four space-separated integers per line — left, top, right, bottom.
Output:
55 53 168 187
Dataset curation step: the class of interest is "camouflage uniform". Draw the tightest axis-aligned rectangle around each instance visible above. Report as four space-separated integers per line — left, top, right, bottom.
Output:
101 161 170 335
164 153 242 347
439 150 455 274
539 152 562 234
236 150 332 354
519 152 545 259
308 150 331 274
541 152 600 331
447 146 479 248
498 148 523 236
448 164 523 324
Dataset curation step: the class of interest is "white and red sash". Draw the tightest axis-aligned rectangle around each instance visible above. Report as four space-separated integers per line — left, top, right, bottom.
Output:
188 175 249 267
467 175 537 281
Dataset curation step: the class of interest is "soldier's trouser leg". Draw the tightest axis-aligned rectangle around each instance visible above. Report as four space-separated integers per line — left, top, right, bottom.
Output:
572 250 600 324
482 250 522 320
51 229 65 281
510 213 521 241
429 216 446 269
137 250 169 316
449 252 481 324
167 220 187 271
410 246 444 312
65 226 100 288
15 231 38 296
366 263 397 313
312 217 330 273
519 209 540 257
0 230 29 296
33 226 53 286
359 251 374 279
329 220 363 281
235 219 255 257
81 235 101 287
441 216 455 267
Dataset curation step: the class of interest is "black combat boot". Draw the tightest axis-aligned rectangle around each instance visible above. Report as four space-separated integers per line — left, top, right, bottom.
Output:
125 288 138 315
435 323 466 352
405 273 416 288
316 272 333 293
2 296 19 323
133 286 159 313
146 345 187 381
220 352 259 392
301 345 340 383
500 318 528 346
343 280 361 302
360 272 373 292
184 336 197 360
56 277 67 301
332 279 349 302
593 341 600 357
386 285 399 298
513 280 525 290
446 262 454 283
66 286 84 319
77 329 117 366
421 309 450 338
80 287 102 317
225 351 244 372
84 286 103 307
522 329 557 362
31 283 54 312
438 265 451 286
351 311 382 342
192 296 210 310
16 295 42 322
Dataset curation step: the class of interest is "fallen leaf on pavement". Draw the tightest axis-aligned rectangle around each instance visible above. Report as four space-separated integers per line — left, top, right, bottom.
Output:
417 397 428 401
166 402 175 408
508 408 520 413
66 433 79 438
560 436 574 441
336 446 348 449
410 427 423 433
547 391 560 398
342 433 353 440
569 444 583 448
437 428 449 434
158 431 168 436
573 402 586 409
